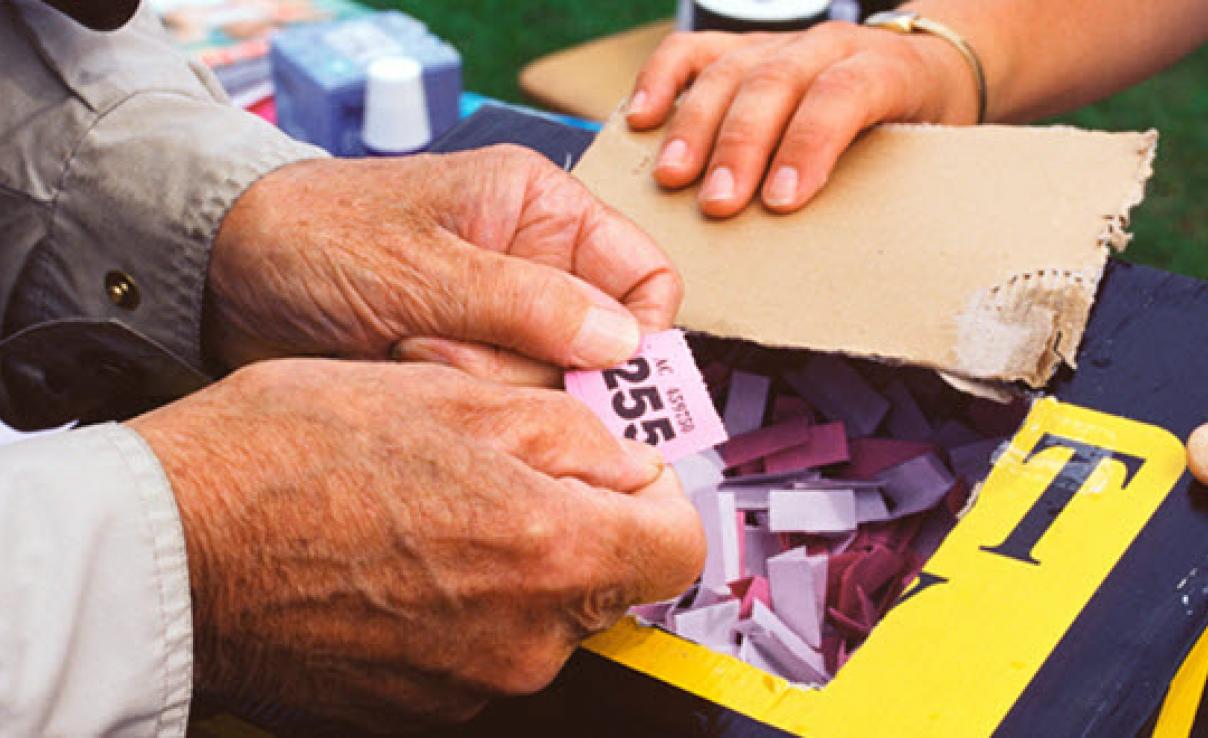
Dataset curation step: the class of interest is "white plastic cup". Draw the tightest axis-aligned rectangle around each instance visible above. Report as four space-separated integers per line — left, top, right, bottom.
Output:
362 56 431 155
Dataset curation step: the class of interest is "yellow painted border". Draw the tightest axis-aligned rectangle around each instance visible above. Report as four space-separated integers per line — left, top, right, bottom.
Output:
1153 625 1208 737
583 617 823 733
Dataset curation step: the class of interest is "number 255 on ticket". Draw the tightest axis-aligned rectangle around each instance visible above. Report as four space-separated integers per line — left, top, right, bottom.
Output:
565 329 728 463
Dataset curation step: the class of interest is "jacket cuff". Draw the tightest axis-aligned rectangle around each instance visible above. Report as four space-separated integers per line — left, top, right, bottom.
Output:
0 423 193 736
51 94 328 372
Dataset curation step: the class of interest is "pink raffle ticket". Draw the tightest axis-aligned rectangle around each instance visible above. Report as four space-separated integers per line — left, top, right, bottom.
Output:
565 329 728 462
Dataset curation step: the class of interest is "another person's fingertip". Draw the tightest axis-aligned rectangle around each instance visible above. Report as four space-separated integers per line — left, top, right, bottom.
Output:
1188 424 1208 484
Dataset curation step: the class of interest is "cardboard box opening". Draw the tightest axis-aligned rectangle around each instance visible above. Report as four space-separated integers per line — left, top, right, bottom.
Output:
632 331 1028 687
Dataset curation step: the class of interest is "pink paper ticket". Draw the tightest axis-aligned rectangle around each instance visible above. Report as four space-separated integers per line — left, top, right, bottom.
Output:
565 329 728 463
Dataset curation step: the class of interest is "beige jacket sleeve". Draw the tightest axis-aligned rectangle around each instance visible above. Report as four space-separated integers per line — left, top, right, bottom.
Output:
0 0 327 429
0 424 193 737
0 1 332 732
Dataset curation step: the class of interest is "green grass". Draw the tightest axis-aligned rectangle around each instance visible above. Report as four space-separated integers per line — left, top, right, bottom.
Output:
1049 44 1208 278
370 1 670 102
375 1 1206 278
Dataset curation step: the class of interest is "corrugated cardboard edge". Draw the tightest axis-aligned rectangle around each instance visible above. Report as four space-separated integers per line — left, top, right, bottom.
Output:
949 127 1158 387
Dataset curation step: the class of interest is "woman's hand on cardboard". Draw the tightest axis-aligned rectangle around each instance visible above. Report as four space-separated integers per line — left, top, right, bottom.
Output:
206 145 682 386
625 23 979 217
128 358 705 734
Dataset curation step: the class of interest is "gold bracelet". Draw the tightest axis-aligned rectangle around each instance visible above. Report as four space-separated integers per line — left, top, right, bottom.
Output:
864 10 987 124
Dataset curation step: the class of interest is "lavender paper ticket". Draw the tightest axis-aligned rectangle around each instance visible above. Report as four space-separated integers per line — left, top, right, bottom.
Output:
565 329 728 463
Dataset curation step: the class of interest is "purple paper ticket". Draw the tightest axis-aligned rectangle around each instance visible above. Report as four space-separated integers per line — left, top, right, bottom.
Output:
565 329 729 463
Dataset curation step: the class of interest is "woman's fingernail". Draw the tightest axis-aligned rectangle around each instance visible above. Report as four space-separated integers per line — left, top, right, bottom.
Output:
572 306 641 367
657 138 688 169
628 90 649 116
765 165 799 207
700 166 735 202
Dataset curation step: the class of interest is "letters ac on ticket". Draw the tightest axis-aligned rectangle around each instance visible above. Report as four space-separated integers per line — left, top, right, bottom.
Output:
783 398 1187 737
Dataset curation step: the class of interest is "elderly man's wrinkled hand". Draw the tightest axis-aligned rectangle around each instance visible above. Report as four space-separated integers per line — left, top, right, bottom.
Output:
127 359 705 734
206 146 682 386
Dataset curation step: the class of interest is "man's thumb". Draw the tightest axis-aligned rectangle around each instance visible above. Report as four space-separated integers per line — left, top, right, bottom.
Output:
455 247 642 369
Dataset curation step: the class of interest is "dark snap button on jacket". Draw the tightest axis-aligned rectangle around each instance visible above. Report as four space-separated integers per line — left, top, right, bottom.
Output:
104 271 140 309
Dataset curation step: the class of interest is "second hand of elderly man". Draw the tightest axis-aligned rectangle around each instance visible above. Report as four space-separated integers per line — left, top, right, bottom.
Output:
206 145 683 387
127 359 704 733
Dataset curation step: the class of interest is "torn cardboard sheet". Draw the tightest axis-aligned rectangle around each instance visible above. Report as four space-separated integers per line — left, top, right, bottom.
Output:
573 117 1156 387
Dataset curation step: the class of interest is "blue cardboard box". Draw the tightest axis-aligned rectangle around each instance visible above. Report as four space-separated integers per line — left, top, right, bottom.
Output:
270 10 461 156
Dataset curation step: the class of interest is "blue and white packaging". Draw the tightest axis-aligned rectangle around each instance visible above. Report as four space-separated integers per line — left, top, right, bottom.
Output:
271 10 461 156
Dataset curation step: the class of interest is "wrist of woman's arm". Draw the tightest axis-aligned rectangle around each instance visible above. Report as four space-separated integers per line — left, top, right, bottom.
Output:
898 0 1019 123
901 0 1208 124
897 31 983 125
